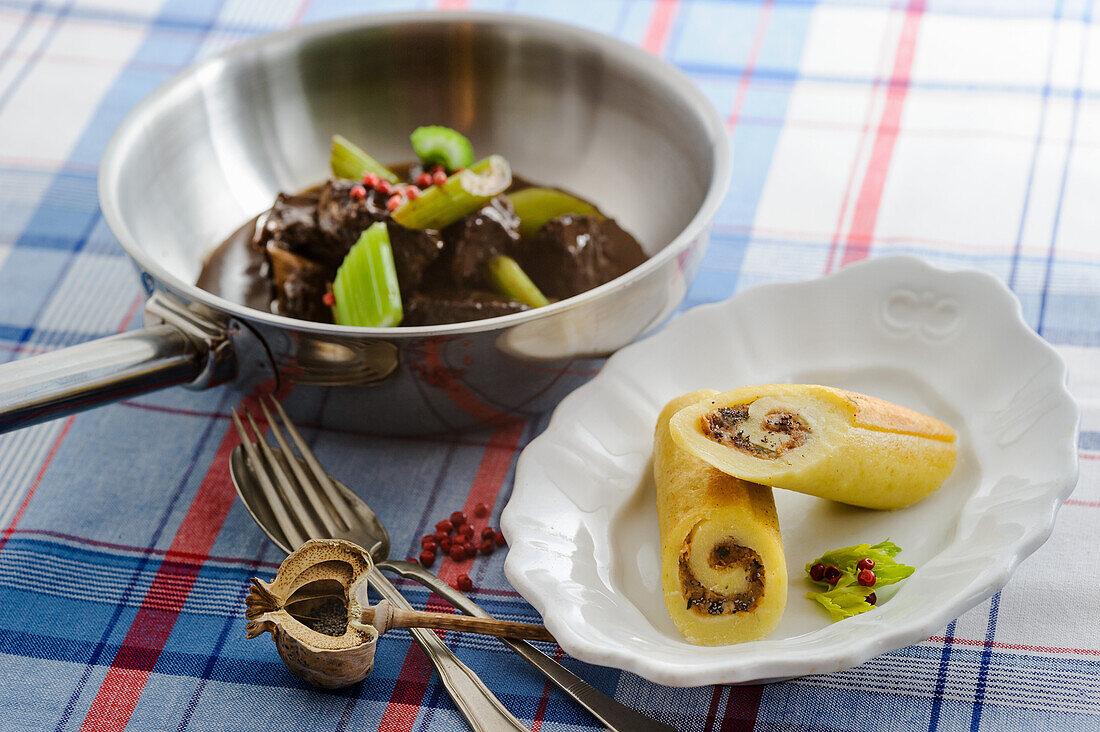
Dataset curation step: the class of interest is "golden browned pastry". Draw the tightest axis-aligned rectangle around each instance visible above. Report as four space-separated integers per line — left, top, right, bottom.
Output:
669 384 957 510
655 390 787 646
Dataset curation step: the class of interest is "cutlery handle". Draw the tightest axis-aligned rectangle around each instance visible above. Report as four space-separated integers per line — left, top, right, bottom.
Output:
379 560 675 732
367 568 529 732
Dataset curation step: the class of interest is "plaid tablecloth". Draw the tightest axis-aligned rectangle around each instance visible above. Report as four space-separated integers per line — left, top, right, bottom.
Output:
0 0 1097 730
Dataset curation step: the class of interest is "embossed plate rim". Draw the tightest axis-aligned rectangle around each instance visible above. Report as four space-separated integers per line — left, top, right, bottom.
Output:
501 254 1080 687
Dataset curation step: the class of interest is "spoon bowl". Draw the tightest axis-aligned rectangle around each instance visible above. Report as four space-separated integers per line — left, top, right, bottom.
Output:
230 445 390 559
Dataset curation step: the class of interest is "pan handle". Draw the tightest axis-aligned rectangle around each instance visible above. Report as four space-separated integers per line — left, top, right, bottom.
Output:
0 292 271 434
0 324 205 433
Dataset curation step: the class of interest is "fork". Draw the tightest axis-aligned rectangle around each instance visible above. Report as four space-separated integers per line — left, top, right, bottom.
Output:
231 400 529 732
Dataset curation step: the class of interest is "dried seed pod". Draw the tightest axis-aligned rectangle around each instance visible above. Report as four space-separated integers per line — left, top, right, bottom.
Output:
245 539 379 689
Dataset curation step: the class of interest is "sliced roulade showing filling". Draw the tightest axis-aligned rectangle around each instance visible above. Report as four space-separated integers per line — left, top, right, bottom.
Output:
670 384 958 510
679 525 766 616
655 390 787 646
700 401 811 459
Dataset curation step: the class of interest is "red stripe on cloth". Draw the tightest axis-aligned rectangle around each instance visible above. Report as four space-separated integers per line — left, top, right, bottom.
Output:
116 296 144 333
0 415 74 554
379 646 435 732
839 0 926 268
530 645 566 731
79 392 279 732
927 635 1100 657
823 63 884 274
437 420 525 586
378 419 526 732
289 0 313 26
1065 498 1100 507
642 0 680 56
703 686 725 731
726 0 775 131
719 684 764 732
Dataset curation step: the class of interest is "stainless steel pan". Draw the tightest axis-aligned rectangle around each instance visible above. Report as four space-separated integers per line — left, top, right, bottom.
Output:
0 12 730 435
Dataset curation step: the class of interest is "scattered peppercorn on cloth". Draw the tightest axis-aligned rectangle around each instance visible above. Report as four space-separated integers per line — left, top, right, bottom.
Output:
0 1 1098 731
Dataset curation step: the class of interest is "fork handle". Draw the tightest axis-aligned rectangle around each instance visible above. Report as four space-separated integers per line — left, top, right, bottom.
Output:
366 568 529 732
379 560 676 732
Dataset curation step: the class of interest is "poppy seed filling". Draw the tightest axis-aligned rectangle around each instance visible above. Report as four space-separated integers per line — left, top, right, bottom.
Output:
701 403 809 458
679 537 765 616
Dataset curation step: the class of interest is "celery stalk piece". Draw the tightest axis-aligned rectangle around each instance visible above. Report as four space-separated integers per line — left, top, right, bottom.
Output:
330 222 403 327
488 255 549 308
410 125 475 172
391 155 512 230
330 135 399 183
509 187 604 238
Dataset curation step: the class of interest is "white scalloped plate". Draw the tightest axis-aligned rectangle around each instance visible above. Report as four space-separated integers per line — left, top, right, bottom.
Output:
500 255 1079 687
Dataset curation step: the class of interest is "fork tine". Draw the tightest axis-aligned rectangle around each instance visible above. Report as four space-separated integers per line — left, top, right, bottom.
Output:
258 398 344 535
231 407 309 551
244 409 329 541
266 396 358 529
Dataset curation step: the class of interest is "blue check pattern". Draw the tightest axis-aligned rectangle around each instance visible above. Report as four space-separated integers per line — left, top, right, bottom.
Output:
0 1 1098 731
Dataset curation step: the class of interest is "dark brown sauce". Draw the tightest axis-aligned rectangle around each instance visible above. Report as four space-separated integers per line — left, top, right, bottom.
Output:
197 214 273 313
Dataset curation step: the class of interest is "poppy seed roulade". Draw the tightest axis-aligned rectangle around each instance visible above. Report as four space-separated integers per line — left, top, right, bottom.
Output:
669 384 957 510
655 391 788 646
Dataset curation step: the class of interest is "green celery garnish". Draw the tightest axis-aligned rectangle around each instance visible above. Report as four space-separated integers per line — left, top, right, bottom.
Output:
805 540 915 621
330 134 399 183
808 585 879 622
410 125 475 172
488 255 549 308
391 155 512 230
330 222 403 327
509 187 604 238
